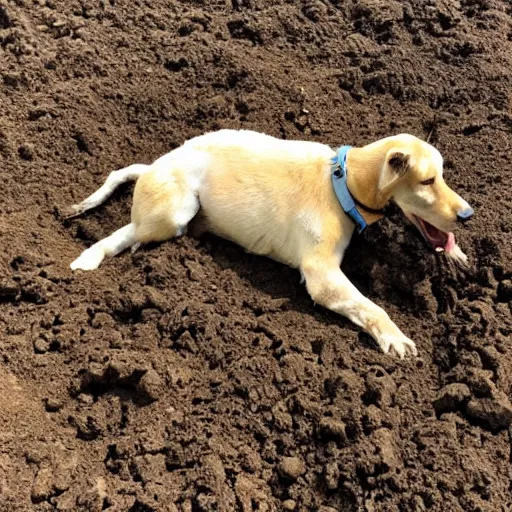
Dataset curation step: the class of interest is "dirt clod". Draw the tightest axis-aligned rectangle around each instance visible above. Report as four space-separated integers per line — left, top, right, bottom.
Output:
31 466 53 504
282 499 297 510
433 383 472 414
465 398 512 432
277 457 306 481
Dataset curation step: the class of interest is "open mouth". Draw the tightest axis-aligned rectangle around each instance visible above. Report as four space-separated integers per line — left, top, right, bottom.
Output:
411 215 455 253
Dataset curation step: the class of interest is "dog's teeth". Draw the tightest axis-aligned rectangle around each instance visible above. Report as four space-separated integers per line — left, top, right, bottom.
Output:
435 247 444 253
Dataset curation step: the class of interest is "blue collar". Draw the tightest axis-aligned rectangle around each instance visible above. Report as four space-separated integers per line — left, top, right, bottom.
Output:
331 146 368 233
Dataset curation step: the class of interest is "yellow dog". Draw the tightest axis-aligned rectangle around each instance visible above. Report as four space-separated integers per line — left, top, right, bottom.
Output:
67 130 474 357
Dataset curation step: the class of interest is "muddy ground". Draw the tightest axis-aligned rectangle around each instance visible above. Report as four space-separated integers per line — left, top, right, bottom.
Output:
1 0 511 510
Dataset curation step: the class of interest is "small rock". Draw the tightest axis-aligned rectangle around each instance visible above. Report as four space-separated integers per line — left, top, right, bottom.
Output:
277 456 306 481
465 398 512 431
31 466 53 503
138 368 164 402
282 499 296 510
432 383 471 414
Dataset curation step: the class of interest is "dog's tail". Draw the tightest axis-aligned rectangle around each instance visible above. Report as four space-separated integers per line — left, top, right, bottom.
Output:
62 163 150 219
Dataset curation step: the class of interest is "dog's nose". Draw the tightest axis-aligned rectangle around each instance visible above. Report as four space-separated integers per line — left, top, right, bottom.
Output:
457 206 474 222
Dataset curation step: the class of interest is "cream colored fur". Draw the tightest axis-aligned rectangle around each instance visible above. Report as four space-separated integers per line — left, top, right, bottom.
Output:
67 129 473 358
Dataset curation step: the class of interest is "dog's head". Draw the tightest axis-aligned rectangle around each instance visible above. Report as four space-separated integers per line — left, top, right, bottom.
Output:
377 134 473 266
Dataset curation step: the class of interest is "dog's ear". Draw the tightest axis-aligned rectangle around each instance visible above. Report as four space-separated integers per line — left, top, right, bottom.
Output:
378 152 410 193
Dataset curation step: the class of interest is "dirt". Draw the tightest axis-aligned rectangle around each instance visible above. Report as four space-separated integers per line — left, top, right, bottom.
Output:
0 0 511 510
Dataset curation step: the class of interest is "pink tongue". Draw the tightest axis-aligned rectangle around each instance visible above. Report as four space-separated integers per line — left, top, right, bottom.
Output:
445 232 455 252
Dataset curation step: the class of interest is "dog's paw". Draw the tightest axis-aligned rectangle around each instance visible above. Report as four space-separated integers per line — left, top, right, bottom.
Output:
378 332 417 359
70 245 105 271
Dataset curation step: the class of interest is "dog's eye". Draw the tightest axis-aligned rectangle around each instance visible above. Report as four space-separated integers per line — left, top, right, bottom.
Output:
420 177 435 185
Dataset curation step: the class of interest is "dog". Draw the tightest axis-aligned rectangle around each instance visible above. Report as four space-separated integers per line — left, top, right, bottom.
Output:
66 129 474 357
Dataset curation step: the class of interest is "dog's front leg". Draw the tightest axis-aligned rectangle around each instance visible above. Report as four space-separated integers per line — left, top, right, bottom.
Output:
301 259 417 358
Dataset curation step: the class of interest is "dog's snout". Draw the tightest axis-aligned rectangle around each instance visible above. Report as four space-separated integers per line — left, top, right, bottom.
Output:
457 206 474 222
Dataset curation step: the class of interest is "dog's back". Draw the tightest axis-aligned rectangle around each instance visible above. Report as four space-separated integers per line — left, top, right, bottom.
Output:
180 130 344 266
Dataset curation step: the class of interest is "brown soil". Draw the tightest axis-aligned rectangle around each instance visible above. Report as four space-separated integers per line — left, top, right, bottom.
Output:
1 0 512 510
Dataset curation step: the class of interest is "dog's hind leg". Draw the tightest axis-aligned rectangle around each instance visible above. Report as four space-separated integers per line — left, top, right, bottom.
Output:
70 168 201 271
69 148 208 271
301 257 417 358
130 165 201 246
70 223 138 271
64 164 149 218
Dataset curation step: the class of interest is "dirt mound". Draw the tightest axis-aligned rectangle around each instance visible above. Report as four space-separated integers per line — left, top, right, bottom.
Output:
1 0 511 510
